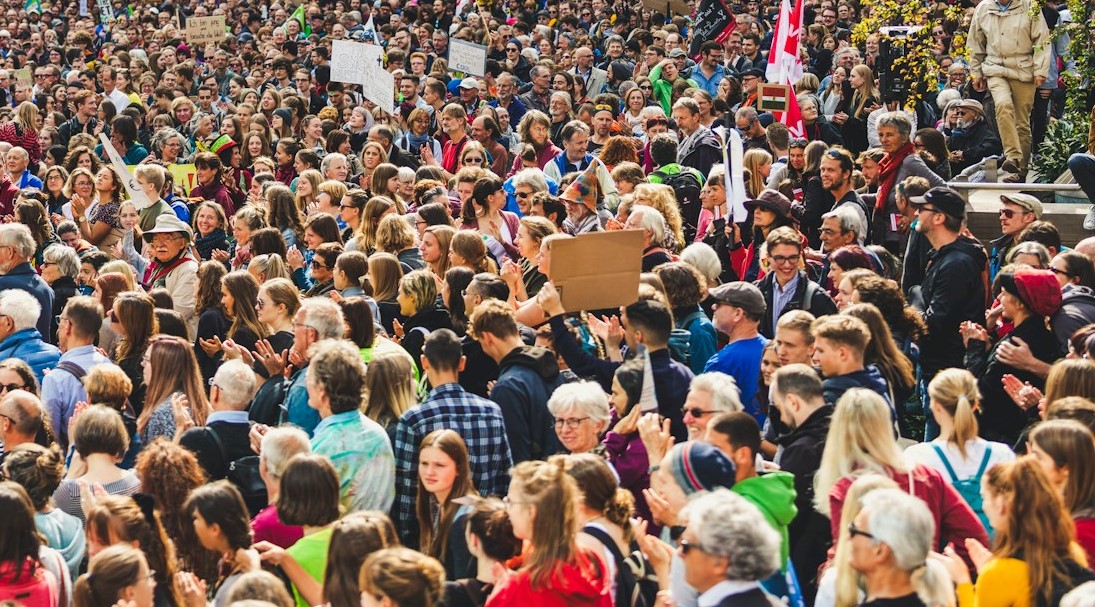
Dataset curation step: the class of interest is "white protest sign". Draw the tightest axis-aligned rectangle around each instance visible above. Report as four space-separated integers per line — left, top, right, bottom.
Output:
186 15 227 47
99 134 152 209
96 0 112 24
448 38 488 77
726 130 748 223
331 39 393 115
79 0 88 17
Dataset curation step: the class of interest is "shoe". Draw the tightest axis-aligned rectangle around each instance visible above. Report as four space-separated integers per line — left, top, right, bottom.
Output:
1000 159 1021 174
1002 172 1026 183
1085 206 1095 231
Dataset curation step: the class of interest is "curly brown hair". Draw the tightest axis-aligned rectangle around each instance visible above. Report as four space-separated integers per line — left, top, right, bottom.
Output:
598 136 639 167
134 439 217 585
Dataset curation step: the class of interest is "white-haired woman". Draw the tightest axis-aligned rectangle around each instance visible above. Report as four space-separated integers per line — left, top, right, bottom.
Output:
548 381 611 455
40 244 81 339
849 489 956 607
674 489 783 605
815 389 988 566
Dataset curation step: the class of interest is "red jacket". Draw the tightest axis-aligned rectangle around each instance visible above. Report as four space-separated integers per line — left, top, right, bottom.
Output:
829 464 989 563
0 175 17 217
486 550 613 607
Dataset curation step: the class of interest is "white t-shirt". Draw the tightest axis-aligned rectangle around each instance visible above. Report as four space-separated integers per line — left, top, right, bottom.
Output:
904 438 1016 482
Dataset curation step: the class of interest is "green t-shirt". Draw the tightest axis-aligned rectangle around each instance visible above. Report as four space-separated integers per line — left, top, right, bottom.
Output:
286 527 333 607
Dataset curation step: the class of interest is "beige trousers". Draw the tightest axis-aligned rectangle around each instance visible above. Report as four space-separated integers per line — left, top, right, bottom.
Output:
987 75 1036 172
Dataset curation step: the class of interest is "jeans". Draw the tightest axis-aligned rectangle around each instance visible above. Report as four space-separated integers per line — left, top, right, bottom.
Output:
1069 154 1095 203
920 376 941 441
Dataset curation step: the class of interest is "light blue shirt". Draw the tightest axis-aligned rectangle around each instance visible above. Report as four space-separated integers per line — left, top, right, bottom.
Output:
206 410 250 425
690 63 727 97
311 410 395 513
41 344 113 448
772 272 801 331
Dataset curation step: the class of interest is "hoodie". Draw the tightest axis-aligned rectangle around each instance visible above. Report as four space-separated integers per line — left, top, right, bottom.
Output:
733 472 798 567
917 236 988 375
821 365 893 412
36 509 85 580
491 345 565 463
486 550 613 607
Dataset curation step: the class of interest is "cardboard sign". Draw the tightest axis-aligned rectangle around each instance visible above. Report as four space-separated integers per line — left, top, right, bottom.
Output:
448 38 488 77
550 231 643 313
330 39 383 86
643 0 691 17
13 69 31 88
186 15 226 47
95 0 112 24
99 134 151 209
168 164 198 195
362 68 395 116
758 83 791 113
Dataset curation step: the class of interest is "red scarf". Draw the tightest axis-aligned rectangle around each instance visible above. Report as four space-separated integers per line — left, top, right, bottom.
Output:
874 141 915 211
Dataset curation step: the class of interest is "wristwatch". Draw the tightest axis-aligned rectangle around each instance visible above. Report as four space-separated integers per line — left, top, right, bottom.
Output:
76 216 87 223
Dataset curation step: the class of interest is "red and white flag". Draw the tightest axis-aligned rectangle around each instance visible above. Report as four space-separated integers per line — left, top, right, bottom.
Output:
765 0 805 137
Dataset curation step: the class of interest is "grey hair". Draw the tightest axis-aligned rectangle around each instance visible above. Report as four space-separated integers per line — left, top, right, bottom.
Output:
638 105 667 121
1007 241 1051 267
512 168 550 193
397 166 416 182
551 90 573 107
689 372 743 413
860 489 956 607
680 243 722 287
320 152 347 174
0 224 35 259
151 127 184 154
260 426 312 479
631 206 666 245
547 381 611 425
212 360 257 410
0 289 41 331
43 243 79 278
299 298 346 340
822 205 866 243
735 106 759 123
684 489 781 582
8 146 27 161
936 88 961 111
877 111 913 139
796 94 820 112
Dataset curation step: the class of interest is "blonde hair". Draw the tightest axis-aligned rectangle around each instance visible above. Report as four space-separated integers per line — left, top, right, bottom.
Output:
294 169 323 212
633 182 684 251
831 474 899 607
850 64 880 118
927 368 981 459
399 269 438 316
510 455 583 590
813 388 908 516
743 148 773 199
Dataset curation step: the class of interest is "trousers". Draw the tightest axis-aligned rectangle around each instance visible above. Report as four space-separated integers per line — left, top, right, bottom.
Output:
987 76 1037 171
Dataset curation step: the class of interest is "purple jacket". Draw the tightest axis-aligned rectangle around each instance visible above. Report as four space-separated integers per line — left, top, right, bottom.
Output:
602 411 654 526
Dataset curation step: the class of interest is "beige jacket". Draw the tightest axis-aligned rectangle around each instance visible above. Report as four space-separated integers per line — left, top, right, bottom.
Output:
968 0 1051 83
163 259 199 339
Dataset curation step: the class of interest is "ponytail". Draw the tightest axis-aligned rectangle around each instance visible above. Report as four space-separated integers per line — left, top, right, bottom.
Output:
927 368 982 460
950 394 979 459
911 559 956 607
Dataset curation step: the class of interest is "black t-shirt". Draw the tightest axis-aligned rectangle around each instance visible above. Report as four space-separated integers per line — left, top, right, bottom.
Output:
438 579 492 607
860 593 926 607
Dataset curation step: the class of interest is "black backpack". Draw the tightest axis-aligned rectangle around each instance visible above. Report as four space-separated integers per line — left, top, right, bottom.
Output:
205 427 268 517
652 168 703 243
583 525 653 607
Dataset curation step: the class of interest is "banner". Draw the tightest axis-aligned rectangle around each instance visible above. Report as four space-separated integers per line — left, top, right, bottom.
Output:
99 134 151 209
689 0 735 59
766 0 806 136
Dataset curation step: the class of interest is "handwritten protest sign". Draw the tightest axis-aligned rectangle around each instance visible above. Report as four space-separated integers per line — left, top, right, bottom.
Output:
448 39 488 77
99 135 151 209
331 39 393 114
186 15 226 47
96 0 112 23
13 69 31 88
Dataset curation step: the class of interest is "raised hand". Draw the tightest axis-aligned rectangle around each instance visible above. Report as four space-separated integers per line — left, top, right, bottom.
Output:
252 339 289 377
199 335 223 357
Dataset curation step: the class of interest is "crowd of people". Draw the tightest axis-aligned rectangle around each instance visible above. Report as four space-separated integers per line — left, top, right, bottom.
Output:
0 0 1094 606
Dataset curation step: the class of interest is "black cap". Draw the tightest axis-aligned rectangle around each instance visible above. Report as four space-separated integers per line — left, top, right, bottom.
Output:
740 68 765 79
909 186 966 220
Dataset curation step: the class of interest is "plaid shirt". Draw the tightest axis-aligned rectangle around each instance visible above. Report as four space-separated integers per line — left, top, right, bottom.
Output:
393 382 513 547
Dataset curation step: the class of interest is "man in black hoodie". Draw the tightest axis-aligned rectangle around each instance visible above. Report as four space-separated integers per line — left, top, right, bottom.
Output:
471 299 563 463
909 186 988 439
770 364 831 605
810 314 894 417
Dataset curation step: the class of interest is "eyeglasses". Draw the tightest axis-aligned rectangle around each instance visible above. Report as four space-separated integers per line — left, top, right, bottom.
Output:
681 407 717 418
1050 267 1073 278
553 416 589 429
515 191 533 199
506 47 519 53
463 157 484 164
917 206 943 215
848 522 876 540
0 383 26 393
310 260 328 269
292 321 318 333
678 539 704 555
770 255 800 265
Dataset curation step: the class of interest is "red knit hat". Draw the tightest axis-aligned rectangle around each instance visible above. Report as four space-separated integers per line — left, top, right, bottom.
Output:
1003 268 1062 317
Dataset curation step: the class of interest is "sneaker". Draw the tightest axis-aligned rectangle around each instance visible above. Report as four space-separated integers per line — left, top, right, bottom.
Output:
1085 206 1095 231
1000 159 1021 174
1002 172 1026 183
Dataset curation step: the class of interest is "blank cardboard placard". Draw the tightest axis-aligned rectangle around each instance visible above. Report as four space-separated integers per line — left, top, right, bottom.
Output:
448 39 488 77
643 0 691 17
551 231 643 313
186 15 226 46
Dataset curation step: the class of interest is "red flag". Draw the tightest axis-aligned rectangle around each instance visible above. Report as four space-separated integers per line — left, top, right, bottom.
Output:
765 0 805 136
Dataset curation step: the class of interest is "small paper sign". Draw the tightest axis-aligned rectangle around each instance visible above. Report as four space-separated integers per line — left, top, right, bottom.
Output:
13 69 31 88
330 39 383 86
758 83 792 113
448 38 488 77
185 15 226 47
96 0 112 24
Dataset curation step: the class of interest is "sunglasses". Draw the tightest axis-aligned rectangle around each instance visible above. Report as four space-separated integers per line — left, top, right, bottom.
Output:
999 208 1027 219
681 407 717 418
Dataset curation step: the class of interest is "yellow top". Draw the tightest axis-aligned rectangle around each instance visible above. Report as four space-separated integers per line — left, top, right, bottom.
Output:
956 557 1030 607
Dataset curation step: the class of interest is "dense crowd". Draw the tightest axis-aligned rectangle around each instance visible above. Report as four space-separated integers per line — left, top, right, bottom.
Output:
0 0 1094 607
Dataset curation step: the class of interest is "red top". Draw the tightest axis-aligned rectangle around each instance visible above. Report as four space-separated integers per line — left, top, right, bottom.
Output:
441 134 468 174
251 504 304 549
0 121 41 165
1075 517 1095 567
486 549 613 607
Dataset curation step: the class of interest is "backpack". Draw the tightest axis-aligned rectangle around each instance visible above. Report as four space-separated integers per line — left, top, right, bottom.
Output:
669 309 705 368
652 168 703 243
206 427 268 517
932 444 994 535
583 525 652 607
0 558 59 606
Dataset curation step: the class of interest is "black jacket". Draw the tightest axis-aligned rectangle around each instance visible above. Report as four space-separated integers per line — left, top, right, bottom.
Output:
777 405 833 599
401 306 453 372
387 144 422 171
948 119 1003 173
968 316 1061 445
915 236 987 375
802 117 843 147
755 271 837 338
178 420 254 481
49 276 78 343
491 345 565 463
677 127 723 180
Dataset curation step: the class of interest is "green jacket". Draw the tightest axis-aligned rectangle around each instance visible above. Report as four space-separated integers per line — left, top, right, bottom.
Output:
733 471 798 567
648 64 699 116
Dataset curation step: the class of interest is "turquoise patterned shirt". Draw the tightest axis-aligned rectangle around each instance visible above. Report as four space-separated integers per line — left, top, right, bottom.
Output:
310 411 395 513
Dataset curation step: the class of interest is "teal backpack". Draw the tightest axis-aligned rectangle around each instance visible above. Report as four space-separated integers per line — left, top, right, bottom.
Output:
932 444 995 536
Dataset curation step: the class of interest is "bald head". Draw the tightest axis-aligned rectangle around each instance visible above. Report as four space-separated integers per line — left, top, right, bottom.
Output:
1076 237 1095 261
0 390 44 441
